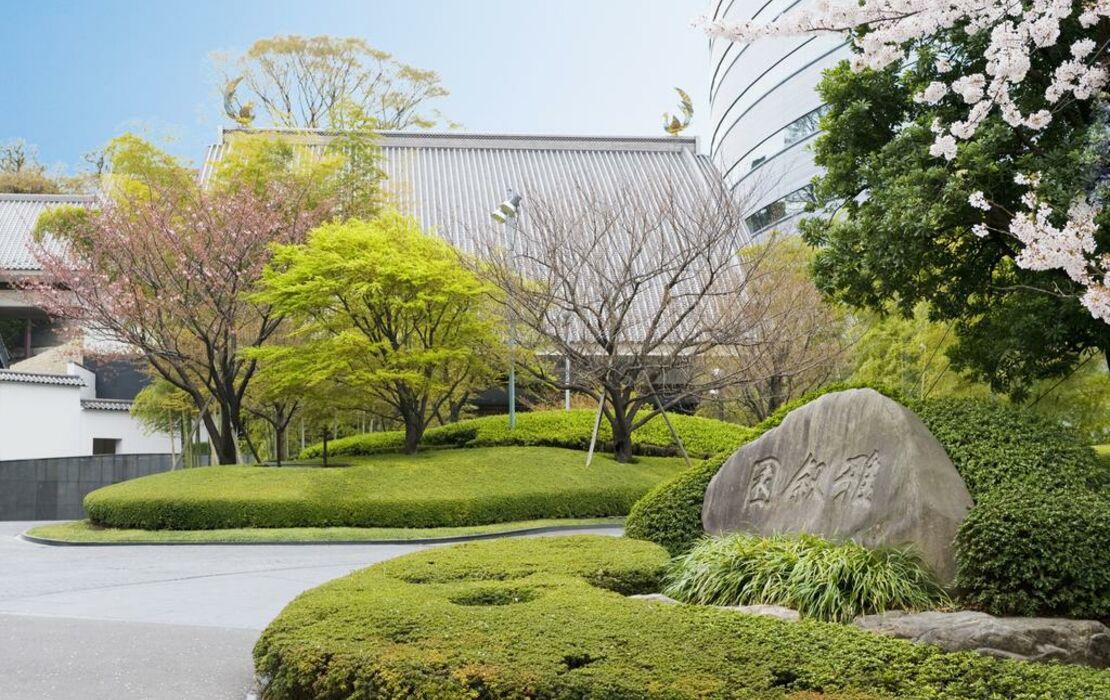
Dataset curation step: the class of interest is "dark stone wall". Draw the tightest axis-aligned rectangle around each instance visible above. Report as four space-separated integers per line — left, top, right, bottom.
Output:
0 454 181 520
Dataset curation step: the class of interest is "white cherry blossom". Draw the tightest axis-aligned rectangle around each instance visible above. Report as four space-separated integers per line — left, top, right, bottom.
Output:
702 0 1110 323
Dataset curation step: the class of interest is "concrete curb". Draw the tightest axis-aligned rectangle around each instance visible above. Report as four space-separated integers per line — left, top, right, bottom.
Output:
19 522 625 547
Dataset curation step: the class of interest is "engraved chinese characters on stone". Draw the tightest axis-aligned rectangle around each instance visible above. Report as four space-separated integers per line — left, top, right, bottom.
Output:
786 453 827 502
747 451 882 507
831 451 881 506
853 451 881 504
746 457 779 506
703 389 974 583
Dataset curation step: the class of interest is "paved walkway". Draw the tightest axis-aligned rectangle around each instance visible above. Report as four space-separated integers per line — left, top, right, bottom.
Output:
0 521 621 699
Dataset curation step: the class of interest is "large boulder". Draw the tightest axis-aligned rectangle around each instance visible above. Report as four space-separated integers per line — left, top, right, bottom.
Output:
854 610 1110 668
702 388 972 582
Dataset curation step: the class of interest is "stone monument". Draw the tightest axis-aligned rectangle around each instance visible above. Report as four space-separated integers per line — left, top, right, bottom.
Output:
702 388 972 582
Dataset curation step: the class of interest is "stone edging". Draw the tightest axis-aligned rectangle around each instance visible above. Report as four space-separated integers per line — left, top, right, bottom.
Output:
18 523 624 548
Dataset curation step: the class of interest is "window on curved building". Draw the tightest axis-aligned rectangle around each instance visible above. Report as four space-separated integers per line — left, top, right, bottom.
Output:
784 104 830 147
736 104 832 179
744 184 816 234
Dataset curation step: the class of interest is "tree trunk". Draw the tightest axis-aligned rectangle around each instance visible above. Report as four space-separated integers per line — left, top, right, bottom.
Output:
448 394 468 423
403 417 423 454
765 373 785 417
204 411 239 465
275 424 287 465
609 408 634 464
322 432 329 467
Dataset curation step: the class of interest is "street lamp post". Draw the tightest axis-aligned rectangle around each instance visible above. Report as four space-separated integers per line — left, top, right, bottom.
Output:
491 189 523 430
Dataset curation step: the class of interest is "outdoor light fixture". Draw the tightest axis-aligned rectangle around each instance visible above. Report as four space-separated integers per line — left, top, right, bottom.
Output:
490 189 523 430
490 192 522 223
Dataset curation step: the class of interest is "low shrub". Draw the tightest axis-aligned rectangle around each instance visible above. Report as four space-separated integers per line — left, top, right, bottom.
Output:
300 409 755 461
84 447 685 530
624 453 726 555
911 398 1106 498
254 536 1110 700
663 533 948 623
955 489 1110 618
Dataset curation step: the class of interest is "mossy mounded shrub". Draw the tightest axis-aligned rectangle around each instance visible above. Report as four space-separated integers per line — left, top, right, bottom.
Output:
624 453 725 555
664 533 948 623
955 489 1110 618
254 536 1110 700
911 398 1106 498
300 409 756 461
626 386 1110 617
84 447 684 530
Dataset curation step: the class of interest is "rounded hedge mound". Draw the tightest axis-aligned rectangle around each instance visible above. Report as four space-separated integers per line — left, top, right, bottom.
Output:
955 490 1110 618
300 409 756 461
84 447 685 530
254 536 1110 700
624 453 725 555
911 398 1107 497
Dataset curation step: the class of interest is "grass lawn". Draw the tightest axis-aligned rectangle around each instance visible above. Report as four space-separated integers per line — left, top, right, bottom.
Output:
26 517 624 544
84 446 686 530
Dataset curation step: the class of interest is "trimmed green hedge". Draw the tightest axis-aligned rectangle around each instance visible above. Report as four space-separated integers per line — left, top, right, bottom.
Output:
912 398 1106 498
624 453 725 555
300 409 756 461
254 536 1110 700
84 447 685 530
626 387 1110 617
955 490 1110 618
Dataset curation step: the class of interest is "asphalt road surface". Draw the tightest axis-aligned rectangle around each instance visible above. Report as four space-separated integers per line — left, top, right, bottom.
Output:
0 521 621 699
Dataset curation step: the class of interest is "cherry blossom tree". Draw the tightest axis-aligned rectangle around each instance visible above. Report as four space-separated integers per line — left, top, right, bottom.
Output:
26 182 327 464
704 1 1110 322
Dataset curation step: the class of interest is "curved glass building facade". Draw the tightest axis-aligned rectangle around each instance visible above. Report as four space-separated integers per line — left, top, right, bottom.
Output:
708 0 851 238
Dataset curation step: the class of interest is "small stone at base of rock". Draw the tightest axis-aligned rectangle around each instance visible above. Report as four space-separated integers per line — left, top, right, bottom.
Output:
853 610 1110 668
628 595 800 622
717 604 800 622
628 594 679 604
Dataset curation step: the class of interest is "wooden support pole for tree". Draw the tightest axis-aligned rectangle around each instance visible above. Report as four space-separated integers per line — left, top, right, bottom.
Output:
644 373 692 469
585 392 605 467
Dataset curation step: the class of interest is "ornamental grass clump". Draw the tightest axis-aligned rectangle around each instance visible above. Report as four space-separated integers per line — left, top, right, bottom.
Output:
663 533 948 623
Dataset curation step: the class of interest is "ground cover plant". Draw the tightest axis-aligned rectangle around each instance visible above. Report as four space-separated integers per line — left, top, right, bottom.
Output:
26 517 623 544
300 409 755 461
83 447 685 530
253 535 1110 700
626 386 1110 618
663 533 948 623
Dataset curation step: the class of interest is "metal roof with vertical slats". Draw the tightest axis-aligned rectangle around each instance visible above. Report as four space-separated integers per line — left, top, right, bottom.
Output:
0 193 92 273
201 128 733 257
201 128 747 340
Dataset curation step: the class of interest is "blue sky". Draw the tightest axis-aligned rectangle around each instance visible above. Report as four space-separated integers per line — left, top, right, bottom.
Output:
3 1 713 173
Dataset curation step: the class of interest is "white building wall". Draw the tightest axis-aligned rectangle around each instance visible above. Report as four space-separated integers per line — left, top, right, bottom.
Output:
80 407 174 456
0 381 87 460
0 372 174 461
708 0 851 239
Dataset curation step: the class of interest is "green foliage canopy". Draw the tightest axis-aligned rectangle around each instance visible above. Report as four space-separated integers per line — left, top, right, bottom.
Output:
252 213 502 452
802 50 1110 399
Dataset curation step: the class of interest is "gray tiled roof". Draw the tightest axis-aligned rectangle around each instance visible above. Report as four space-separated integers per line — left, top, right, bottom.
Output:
0 193 92 273
81 398 133 411
0 369 85 387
